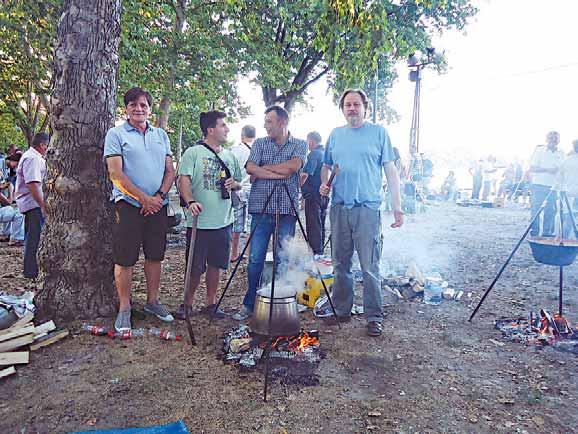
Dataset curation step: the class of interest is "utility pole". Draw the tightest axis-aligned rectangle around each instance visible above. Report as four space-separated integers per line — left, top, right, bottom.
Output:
372 55 380 124
372 68 378 123
405 48 439 213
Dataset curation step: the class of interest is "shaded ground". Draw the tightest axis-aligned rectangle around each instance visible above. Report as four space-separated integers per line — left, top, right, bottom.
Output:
1 202 578 434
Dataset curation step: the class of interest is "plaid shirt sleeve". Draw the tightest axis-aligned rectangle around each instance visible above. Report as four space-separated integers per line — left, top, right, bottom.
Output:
292 140 307 168
247 139 263 166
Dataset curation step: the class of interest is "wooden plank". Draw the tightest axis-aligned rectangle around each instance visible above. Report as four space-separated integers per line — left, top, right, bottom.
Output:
34 320 56 335
0 325 36 343
0 366 16 379
0 334 34 352
33 332 47 341
0 351 29 366
30 329 69 351
7 312 34 330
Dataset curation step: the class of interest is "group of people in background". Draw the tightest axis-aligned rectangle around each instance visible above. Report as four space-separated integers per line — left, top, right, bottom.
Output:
102 86 403 337
454 131 578 237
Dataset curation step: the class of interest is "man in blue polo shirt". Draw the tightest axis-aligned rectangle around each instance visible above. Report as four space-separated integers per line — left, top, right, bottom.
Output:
320 88 403 337
104 87 176 332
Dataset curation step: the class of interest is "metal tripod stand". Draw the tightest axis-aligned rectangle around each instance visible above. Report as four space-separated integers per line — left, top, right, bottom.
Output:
207 182 340 401
469 189 578 322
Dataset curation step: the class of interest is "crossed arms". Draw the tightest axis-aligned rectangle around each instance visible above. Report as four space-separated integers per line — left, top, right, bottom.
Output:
246 157 303 181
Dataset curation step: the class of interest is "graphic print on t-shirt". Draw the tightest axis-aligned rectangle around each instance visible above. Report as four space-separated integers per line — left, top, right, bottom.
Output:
202 156 223 192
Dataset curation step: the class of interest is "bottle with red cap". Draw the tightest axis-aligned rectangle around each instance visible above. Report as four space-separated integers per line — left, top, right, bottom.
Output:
149 327 181 341
81 324 109 336
107 328 146 339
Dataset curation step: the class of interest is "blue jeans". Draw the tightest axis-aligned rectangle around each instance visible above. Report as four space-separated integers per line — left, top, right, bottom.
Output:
530 184 556 236
562 197 578 238
243 213 296 311
0 206 25 241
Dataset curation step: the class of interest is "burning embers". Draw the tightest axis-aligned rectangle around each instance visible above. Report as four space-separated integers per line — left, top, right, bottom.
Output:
224 325 322 367
495 309 578 354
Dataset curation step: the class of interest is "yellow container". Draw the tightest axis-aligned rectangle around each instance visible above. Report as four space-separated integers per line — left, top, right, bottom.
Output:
298 275 334 308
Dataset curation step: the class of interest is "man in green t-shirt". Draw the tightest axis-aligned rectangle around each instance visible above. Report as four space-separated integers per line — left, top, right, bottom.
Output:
176 111 242 319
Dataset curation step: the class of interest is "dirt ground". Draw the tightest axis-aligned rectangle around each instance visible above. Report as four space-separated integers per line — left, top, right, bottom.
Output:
1 202 578 434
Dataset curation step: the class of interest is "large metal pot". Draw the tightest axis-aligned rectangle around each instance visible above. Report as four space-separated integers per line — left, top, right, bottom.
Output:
528 237 578 266
252 294 300 337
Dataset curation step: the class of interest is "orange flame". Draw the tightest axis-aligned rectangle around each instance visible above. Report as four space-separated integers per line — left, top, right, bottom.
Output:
266 331 320 352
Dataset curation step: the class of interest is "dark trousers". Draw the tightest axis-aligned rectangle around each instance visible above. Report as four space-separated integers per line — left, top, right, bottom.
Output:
304 195 326 255
23 207 43 278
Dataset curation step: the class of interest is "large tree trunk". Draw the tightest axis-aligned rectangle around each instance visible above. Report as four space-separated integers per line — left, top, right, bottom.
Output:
156 0 188 130
36 0 121 322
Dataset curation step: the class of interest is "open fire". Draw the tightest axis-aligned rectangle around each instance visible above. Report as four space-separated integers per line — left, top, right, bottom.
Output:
223 325 322 368
495 309 578 354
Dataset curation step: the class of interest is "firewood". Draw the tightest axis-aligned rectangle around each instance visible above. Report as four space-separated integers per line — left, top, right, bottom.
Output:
0 366 16 379
30 329 69 351
0 334 34 352
0 351 29 366
7 312 34 330
34 320 56 335
0 325 35 343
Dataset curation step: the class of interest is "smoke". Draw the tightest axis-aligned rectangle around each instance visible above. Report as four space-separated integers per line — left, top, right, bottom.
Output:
378 210 454 276
256 236 313 298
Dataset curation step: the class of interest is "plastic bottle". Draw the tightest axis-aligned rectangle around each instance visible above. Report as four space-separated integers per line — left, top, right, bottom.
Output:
149 327 181 341
423 277 443 305
81 324 109 336
107 328 146 339
220 170 230 199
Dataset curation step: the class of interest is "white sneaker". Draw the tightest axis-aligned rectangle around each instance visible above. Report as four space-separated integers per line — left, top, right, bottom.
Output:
144 301 174 322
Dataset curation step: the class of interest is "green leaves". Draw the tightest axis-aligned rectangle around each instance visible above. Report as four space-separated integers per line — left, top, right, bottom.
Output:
227 0 477 112
0 0 60 144
0 0 478 147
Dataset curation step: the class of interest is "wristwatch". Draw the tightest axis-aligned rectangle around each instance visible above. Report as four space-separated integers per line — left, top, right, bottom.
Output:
156 190 167 200
187 200 196 206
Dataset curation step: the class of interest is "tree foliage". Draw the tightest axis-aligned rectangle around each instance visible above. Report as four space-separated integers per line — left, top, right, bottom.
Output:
119 0 249 154
0 1 60 145
226 0 476 112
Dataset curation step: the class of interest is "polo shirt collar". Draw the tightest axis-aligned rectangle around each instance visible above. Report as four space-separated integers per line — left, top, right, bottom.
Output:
29 147 44 159
124 120 153 133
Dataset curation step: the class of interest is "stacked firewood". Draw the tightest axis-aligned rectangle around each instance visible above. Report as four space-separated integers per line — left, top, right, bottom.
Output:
0 312 69 379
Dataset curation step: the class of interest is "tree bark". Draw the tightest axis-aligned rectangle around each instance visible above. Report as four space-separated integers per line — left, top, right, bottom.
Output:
156 0 188 130
36 0 121 321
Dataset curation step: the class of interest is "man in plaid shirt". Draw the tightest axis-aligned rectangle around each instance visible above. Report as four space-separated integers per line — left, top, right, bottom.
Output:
232 106 307 321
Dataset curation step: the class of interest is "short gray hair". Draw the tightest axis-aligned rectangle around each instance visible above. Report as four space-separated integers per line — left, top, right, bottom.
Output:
241 125 256 139
307 131 322 144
